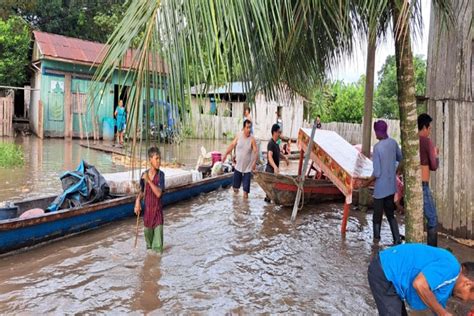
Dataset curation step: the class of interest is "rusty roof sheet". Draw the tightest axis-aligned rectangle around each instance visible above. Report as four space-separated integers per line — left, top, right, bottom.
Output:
33 31 168 74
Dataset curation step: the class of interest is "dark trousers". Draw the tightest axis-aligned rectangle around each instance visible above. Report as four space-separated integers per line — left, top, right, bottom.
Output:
373 194 401 244
368 254 408 316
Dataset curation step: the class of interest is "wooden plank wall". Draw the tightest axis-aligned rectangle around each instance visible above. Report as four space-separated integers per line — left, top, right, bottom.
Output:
429 101 473 239
426 0 473 239
0 93 14 137
184 113 241 139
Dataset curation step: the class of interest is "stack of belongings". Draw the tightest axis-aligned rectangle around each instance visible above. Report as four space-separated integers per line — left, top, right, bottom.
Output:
103 168 202 195
46 160 110 212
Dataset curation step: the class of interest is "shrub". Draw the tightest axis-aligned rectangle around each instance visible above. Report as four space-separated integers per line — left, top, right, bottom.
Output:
0 143 24 168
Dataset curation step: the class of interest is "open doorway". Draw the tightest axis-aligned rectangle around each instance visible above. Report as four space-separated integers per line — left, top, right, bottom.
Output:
13 90 24 118
113 85 130 134
113 85 129 113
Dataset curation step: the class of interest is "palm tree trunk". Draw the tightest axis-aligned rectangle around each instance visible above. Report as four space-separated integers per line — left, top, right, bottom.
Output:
359 31 376 210
392 1 424 243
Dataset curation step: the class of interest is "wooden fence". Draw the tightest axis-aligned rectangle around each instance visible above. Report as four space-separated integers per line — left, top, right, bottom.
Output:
184 113 241 139
304 118 401 146
426 0 473 239
0 92 14 137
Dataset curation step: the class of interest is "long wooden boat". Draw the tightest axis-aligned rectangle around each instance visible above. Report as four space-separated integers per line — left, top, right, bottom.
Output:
0 173 233 255
253 171 344 207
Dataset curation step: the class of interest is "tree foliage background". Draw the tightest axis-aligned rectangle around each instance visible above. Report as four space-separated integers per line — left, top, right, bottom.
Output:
306 54 426 123
0 0 129 87
0 16 30 87
374 55 426 119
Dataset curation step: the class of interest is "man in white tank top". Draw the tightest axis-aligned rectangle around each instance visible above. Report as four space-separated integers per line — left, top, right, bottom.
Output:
222 120 258 198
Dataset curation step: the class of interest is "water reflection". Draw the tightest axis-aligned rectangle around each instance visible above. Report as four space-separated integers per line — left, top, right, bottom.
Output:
0 136 228 202
0 137 471 314
132 254 162 312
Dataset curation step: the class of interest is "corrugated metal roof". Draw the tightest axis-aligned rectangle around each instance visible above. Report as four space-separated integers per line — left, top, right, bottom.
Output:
33 31 168 73
190 81 251 95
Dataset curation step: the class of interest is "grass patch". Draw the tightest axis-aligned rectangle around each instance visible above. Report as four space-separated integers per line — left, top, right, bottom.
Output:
0 143 24 168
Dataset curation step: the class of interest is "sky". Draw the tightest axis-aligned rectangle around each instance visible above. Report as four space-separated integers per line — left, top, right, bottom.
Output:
331 0 431 84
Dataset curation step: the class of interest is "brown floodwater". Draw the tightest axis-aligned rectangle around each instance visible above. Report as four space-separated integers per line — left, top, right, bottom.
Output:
0 136 229 202
0 136 472 314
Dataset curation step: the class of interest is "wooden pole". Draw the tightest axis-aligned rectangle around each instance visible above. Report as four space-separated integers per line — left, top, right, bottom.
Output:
341 202 350 235
134 211 140 248
64 74 72 139
0 98 4 136
291 120 318 221
297 149 304 176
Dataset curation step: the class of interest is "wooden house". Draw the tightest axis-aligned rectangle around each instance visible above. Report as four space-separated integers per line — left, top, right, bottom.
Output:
29 31 168 138
426 0 473 239
189 82 304 140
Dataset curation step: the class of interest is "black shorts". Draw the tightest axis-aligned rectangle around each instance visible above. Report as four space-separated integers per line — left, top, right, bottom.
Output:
233 170 251 193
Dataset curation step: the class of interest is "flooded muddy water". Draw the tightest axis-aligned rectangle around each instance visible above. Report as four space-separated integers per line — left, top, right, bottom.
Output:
0 136 472 314
0 137 228 202
0 184 381 314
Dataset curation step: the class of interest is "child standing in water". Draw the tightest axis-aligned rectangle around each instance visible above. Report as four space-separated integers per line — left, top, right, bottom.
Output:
134 147 166 253
114 100 126 145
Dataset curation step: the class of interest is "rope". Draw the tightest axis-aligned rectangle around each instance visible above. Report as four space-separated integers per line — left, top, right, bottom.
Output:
291 176 305 210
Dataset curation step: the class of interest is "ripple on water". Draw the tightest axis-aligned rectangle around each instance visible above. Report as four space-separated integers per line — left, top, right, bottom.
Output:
0 183 393 314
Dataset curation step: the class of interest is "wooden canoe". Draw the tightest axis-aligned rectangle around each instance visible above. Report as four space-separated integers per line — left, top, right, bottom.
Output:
253 171 344 207
0 173 233 255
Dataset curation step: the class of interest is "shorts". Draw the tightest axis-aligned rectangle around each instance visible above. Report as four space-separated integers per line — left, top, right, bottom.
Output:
233 170 251 193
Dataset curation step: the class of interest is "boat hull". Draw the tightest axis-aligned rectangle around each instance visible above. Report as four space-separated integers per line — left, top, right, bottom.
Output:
0 173 233 255
253 171 344 207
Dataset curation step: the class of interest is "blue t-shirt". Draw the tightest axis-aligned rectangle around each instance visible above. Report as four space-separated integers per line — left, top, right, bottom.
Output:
372 137 402 199
380 244 460 310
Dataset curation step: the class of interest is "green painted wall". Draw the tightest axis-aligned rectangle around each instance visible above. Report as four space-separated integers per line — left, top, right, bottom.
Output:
38 59 167 137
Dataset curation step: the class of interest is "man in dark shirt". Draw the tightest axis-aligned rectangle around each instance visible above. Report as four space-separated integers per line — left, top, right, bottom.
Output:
418 113 440 246
263 124 283 202
266 124 281 174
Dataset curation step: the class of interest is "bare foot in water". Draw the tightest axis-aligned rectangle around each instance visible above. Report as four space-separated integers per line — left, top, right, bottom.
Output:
243 192 248 199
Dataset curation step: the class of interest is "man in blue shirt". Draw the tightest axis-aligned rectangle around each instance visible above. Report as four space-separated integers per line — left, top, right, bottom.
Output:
364 120 402 244
368 244 473 315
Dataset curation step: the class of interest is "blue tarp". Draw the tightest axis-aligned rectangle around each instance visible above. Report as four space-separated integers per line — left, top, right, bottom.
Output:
47 160 110 212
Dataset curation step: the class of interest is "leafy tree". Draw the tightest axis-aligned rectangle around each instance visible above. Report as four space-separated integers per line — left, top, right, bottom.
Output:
374 54 426 119
0 16 30 86
307 77 365 123
327 78 365 123
1 0 129 43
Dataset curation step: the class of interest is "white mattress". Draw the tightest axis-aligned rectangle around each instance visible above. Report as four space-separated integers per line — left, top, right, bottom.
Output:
103 168 198 194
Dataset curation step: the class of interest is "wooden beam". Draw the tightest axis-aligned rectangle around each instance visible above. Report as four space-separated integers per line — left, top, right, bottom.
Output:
64 74 72 139
38 100 44 139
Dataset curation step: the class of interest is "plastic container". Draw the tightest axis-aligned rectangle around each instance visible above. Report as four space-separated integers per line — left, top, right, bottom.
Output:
0 205 19 220
211 151 222 166
102 117 115 141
